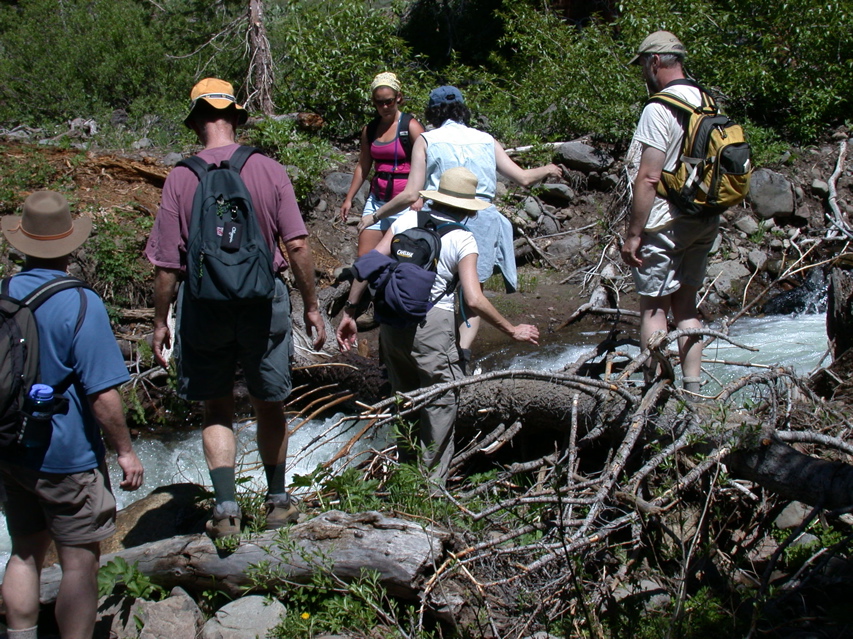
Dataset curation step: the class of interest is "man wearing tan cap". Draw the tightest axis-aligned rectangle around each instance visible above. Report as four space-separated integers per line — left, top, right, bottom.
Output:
620 31 719 396
1 192 143 639
145 78 326 538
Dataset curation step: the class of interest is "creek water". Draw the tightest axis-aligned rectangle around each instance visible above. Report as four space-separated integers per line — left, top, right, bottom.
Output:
0 313 830 577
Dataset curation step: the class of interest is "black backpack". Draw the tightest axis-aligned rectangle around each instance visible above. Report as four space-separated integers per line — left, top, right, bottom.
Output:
181 146 275 303
372 211 466 325
0 276 90 448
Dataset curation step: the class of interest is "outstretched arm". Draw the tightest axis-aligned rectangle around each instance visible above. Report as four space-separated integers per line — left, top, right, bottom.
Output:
457 254 539 344
494 143 562 187
341 126 373 221
283 235 327 350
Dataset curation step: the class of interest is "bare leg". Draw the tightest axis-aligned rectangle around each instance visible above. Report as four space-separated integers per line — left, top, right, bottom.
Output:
639 294 671 379
202 395 237 502
252 397 287 466
55 542 100 639
357 229 384 257
671 285 703 385
2 530 50 630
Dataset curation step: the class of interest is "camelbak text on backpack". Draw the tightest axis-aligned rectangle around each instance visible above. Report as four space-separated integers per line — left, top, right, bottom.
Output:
649 80 752 215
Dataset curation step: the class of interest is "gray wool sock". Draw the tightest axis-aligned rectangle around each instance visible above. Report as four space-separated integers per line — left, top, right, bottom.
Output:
7 626 38 639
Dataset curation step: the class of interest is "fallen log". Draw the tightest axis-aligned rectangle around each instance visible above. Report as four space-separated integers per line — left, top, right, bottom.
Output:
35 511 449 605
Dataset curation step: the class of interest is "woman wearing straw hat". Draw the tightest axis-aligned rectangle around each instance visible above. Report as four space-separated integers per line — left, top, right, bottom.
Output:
361 85 561 373
340 72 425 257
337 167 539 481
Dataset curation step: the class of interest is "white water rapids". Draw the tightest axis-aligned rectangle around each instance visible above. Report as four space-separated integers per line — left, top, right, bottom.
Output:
0 313 829 576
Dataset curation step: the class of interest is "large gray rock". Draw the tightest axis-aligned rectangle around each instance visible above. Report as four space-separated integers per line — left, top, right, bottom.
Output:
522 196 543 220
748 169 795 219
539 183 575 203
706 260 750 296
557 141 613 173
545 234 595 260
202 595 286 639
104 587 203 639
748 249 768 272
733 216 760 236
325 172 356 197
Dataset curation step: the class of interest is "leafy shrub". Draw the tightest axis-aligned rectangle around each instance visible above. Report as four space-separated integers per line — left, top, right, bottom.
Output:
98 557 164 601
248 118 345 202
265 0 431 139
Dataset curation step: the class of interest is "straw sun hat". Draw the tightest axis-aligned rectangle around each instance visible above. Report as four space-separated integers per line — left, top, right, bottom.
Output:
419 167 489 212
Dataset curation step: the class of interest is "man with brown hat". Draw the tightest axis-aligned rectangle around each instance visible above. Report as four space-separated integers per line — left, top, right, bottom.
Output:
621 31 719 396
1 191 144 639
145 78 326 538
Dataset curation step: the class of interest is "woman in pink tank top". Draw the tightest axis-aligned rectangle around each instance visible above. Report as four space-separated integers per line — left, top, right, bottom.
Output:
340 72 424 256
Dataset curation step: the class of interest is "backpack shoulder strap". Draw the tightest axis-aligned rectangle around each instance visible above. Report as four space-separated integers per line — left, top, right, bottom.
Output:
19 276 90 311
177 155 209 181
365 116 381 146
397 113 414 158
416 209 433 229
227 145 260 173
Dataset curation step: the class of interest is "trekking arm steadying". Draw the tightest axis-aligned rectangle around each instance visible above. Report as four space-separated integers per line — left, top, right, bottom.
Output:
458 255 539 345
152 267 179 369
341 126 373 221
283 235 327 351
494 143 562 187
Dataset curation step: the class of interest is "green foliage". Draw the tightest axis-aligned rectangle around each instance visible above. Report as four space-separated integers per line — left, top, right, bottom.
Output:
85 208 152 312
0 146 77 215
248 118 345 202
98 557 164 601
265 0 430 139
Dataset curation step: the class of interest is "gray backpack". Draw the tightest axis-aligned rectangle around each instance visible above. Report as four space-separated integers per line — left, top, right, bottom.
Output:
181 146 275 303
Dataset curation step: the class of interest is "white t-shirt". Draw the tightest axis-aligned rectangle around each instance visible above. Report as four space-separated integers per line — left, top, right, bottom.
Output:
626 83 702 230
388 209 479 312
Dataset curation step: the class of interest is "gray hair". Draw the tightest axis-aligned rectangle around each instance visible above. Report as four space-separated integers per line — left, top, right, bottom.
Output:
642 52 685 71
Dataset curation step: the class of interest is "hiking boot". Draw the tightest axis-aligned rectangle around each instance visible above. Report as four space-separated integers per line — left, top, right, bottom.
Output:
264 493 300 529
205 501 242 539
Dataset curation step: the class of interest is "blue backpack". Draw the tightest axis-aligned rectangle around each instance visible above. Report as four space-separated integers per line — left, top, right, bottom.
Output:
181 146 275 303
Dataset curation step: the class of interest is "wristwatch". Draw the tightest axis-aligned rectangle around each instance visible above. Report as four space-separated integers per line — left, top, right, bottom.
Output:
345 300 359 311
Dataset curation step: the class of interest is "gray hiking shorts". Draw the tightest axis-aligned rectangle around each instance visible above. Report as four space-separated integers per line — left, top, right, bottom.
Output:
632 214 720 297
175 278 294 402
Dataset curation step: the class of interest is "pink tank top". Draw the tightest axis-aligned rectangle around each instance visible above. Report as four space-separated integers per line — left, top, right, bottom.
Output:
370 136 411 201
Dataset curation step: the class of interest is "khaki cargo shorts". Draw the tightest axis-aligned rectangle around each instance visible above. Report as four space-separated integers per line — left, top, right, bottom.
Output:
632 214 720 297
1 462 116 545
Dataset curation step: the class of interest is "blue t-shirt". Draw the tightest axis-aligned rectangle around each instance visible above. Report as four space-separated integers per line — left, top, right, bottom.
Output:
5 268 130 472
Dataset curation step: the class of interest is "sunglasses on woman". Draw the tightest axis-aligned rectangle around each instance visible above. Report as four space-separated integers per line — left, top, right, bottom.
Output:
373 97 396 107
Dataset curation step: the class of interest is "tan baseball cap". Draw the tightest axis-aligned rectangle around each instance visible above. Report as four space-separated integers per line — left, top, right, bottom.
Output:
183 78 248 127
629 31 687 65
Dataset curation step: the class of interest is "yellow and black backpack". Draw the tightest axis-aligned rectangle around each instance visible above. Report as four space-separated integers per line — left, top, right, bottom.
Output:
648 79 752 216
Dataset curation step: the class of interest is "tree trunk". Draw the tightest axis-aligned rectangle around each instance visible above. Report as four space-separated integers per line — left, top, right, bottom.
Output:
246 0 275 116
827 266 853 359
34 511 449 606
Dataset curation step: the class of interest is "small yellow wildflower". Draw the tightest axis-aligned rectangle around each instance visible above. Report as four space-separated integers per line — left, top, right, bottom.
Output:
301 612 310 620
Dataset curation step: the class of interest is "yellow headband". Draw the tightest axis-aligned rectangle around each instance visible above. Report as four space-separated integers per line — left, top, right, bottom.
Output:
370 72 401 93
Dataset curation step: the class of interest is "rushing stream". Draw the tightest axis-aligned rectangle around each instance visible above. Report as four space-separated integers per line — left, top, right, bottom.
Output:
0 313 830 576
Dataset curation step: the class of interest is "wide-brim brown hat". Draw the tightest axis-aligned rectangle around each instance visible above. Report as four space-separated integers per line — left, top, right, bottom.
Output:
183 77 248 128
420 167 490 211
1 191 92 259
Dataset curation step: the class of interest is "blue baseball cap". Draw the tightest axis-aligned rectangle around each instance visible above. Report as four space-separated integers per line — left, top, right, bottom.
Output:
428 85 465 109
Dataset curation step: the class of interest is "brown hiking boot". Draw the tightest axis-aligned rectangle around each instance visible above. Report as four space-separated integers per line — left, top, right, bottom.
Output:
205 501 242 539
264 493 300 529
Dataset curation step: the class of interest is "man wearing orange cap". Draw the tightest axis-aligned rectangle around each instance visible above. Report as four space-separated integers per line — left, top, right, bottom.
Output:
1 192 143 639
621 31 719 396
145 78 326 538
